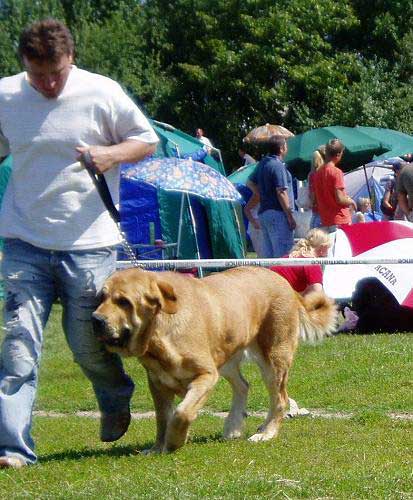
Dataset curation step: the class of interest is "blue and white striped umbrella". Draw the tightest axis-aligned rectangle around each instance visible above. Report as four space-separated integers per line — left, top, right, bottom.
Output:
122 157 242 202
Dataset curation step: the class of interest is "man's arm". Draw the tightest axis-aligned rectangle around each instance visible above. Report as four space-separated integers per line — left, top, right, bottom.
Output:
302 265 324 296
398 191 410 216
76 140 157 174
397 172 410 216
381 185 394 211
335 188 357 210
246 179 258 197
276 188 296 230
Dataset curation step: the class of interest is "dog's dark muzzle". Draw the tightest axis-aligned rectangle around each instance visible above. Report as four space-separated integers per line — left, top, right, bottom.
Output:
91 313 109 337
91 312 131 348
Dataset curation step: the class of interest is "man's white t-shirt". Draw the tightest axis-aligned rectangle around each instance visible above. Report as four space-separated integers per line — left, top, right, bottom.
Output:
243 153 256 166
199 135 213 148
0 66 159 250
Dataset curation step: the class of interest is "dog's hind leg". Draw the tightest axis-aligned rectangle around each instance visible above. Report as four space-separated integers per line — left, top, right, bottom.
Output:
164 370 219 452
220 352 249 439
248 343 291 442
144 370 175 455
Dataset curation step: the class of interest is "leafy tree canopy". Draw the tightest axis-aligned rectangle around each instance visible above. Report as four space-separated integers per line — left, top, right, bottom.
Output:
1 0 413 170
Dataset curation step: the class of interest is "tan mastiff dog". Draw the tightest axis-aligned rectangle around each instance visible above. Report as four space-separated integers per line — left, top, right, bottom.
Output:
92 266 336 453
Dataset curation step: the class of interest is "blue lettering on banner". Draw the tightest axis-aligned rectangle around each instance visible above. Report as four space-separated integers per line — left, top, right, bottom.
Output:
374 265 397 286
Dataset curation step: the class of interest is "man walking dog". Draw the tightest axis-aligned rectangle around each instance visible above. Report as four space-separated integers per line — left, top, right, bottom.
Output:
0 18 159 467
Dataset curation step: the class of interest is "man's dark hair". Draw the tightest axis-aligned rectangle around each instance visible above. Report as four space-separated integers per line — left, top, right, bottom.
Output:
18 18 74 62
325 138 344 160
267 135 287 155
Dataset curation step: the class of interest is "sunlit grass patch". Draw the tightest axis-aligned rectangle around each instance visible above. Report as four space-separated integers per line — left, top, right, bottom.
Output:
0 415 411 498
0 303 412 498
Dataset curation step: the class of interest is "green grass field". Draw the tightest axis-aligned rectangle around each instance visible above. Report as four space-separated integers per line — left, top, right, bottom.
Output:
0 304 412 499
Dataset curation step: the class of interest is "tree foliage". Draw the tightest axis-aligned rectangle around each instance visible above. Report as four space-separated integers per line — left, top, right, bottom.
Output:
1 0 413 170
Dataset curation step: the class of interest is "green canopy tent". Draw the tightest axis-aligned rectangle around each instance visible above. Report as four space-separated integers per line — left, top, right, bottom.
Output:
151 120 225 173
120 120 245 263
284 126 390 179
227 163 258 185
227 163 258 252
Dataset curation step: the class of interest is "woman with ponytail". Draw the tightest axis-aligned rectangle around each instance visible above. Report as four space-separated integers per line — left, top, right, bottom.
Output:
270 228 331 296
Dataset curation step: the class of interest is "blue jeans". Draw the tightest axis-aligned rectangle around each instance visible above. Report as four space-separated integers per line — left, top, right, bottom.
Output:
258 209 294 258
0 239 134 464
310 212 322 229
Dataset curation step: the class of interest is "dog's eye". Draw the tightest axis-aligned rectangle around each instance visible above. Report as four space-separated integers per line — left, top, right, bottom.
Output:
144 294 160 307
115 297 132 308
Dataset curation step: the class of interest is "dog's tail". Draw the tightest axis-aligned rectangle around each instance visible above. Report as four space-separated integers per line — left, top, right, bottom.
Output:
298 291 338 343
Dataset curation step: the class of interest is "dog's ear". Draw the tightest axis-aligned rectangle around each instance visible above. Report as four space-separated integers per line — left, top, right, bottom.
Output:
146 279 178 314
157 280 178 314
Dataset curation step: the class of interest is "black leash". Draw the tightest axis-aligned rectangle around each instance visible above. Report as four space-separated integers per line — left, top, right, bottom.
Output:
81 151 141 267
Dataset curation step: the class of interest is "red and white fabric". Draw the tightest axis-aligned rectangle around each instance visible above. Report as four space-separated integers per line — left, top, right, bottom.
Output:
324 221 413 307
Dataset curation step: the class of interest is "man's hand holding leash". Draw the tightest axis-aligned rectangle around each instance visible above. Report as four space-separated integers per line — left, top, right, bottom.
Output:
76 140 156 174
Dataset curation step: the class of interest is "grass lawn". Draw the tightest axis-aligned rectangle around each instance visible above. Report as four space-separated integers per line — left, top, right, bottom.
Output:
0 304 412 498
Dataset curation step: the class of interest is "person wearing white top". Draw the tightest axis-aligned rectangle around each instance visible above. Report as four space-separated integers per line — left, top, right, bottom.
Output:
238 148 256 166
195 127 213 149
0 18 159 468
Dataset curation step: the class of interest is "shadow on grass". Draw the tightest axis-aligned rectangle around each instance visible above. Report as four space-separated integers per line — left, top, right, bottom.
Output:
40 432 225 463
189 432 224 445
40 443 152 463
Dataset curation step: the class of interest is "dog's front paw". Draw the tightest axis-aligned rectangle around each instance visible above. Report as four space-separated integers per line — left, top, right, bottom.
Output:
248 431 276 442
248 432 266 442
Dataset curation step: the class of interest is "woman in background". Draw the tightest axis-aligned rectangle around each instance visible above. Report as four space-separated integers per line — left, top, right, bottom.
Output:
381 161 406 220
244 192 264 257
270 228 331 296
308 146 326 229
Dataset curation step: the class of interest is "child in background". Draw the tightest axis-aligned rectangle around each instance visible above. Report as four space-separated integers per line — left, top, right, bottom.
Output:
353 197 381 223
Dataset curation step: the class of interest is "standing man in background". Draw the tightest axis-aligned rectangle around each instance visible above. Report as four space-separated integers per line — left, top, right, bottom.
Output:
247 135 296 257
195 127 213 149
238 147 256 167
311 138 356 232
381 161 405 220
397 162 413 221
0 18 159 468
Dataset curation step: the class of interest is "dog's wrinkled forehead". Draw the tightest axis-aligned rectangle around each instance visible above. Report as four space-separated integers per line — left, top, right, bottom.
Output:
102 269 154 298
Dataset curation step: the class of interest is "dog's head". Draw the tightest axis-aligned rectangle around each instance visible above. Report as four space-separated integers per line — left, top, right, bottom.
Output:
92 268 178 356
352 277 398 314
